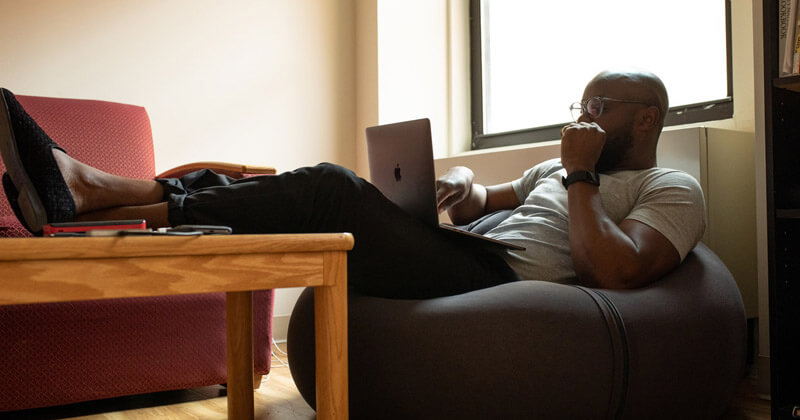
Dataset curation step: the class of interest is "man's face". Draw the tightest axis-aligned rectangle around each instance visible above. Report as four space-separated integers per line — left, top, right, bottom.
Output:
594 118 634 172
578 79 644 172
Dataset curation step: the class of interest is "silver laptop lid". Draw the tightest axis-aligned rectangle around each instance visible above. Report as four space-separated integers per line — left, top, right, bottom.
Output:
365 118 439 227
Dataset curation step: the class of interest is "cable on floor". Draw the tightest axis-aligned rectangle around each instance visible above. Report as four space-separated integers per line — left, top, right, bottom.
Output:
271 337 290 368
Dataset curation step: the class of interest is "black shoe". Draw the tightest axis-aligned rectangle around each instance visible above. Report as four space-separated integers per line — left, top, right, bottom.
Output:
0 88 75 235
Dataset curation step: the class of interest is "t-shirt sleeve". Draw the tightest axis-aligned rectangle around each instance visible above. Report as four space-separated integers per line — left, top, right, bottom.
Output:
511 159 560 204
625 170 707 260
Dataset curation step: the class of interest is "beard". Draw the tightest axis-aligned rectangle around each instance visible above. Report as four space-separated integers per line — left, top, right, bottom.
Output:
595 122 635 172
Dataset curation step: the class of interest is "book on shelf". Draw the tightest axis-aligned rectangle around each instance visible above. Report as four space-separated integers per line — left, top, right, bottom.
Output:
793 0 800 74
779 0 800 76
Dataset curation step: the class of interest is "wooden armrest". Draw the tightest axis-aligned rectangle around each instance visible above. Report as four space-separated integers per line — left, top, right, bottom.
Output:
156 162 277 179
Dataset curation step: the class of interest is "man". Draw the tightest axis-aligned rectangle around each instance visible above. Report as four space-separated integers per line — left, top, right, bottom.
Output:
437 69 704 289
0 69 704 299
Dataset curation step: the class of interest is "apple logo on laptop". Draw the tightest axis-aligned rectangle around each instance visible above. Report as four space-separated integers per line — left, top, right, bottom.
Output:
394 163 402 182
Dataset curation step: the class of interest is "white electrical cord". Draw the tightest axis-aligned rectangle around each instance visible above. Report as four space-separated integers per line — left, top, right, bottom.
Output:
271 338 290 368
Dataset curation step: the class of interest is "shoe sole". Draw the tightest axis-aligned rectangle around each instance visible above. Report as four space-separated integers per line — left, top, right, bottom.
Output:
0 90 47 233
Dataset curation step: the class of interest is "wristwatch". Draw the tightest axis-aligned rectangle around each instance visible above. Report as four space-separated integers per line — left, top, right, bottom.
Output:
562 170 600 189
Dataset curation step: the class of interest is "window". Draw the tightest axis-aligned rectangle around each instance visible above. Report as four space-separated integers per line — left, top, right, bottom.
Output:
470 0 732 149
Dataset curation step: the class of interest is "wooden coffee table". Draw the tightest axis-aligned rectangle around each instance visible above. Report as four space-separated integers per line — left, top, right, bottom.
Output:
0 233 353 419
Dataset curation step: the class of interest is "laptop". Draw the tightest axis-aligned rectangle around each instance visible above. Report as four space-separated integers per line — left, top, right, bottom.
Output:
365 118 524 251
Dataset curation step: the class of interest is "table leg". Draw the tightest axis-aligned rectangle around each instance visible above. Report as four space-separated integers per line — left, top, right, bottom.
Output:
226 291 255 420
314 252 349 419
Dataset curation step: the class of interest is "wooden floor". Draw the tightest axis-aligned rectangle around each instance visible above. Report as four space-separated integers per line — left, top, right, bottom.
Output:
2 342 772 419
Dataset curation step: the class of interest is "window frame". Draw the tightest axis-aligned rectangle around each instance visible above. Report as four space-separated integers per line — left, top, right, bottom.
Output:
469 0 734 150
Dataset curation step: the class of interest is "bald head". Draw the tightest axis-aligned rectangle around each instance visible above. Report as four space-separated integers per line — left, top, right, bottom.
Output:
588 69 669 128
576 69 670 170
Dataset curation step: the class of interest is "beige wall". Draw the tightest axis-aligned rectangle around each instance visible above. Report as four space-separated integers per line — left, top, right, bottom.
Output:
752 0 771 398
355 0 378 177
375 1 470 161
0 0 357 174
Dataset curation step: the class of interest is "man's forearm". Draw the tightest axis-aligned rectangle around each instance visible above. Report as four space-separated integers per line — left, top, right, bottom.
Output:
567 183 643 288
447 183 487 225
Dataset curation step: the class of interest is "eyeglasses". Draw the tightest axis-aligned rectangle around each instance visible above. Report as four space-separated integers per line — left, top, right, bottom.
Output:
569 96 652 122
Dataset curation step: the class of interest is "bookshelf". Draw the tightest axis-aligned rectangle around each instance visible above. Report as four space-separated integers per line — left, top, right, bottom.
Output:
764 0 800 417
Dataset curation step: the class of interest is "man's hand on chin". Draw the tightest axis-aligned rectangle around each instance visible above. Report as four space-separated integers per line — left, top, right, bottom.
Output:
560 122 605 174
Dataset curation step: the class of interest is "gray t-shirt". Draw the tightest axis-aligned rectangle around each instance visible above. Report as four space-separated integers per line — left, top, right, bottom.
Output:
484 158 706 283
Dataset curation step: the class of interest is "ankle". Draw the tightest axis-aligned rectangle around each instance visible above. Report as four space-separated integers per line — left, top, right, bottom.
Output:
52 149 88 214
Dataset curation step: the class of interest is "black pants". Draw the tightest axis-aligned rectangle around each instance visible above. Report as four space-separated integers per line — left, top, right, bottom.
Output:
157 163 518 299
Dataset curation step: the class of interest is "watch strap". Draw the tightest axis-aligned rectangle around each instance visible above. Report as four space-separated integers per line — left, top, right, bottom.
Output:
562 170 600 189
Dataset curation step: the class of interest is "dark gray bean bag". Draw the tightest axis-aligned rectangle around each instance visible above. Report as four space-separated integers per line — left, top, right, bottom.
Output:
287 212 746 419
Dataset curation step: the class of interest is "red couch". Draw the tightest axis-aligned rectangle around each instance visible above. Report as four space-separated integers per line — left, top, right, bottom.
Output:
0 94 274 411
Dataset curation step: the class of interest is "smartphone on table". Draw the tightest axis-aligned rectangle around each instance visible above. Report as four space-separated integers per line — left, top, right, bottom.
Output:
43 220 147 236
163 225 232 235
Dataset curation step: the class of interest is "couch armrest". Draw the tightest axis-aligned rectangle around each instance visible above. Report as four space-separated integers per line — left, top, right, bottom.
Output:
156 162 276 179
